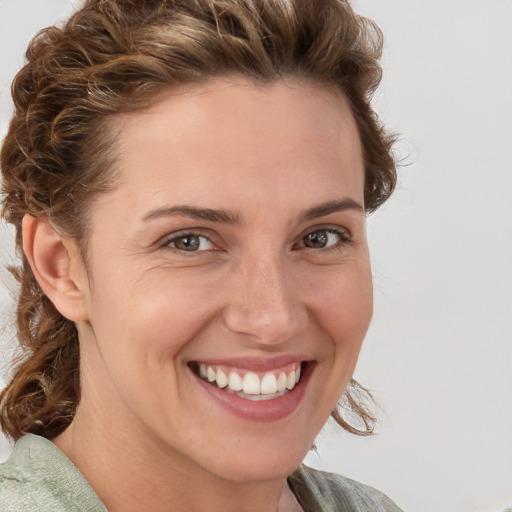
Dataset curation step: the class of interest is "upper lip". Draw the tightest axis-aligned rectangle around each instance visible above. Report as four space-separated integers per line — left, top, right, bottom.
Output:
188 355 312 372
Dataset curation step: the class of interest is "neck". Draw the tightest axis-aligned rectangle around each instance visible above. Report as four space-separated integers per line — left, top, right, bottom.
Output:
52 400 300 512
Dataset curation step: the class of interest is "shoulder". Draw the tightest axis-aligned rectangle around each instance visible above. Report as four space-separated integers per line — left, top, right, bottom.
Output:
1 437 65 512
0 434 106 512
289 464 404 512
1 469 61 512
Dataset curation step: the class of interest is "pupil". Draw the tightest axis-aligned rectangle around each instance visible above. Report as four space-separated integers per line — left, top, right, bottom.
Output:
305 231 327 248
177 235 200 251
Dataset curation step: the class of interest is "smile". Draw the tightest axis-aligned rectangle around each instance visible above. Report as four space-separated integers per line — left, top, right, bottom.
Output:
196 363 301 401
188 358 313 422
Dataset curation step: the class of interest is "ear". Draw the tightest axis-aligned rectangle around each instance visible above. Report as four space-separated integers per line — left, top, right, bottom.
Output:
22 214 90 322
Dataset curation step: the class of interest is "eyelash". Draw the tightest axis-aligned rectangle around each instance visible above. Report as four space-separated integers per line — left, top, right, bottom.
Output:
163 232 215 253
294 228 353 251
160 227 352 254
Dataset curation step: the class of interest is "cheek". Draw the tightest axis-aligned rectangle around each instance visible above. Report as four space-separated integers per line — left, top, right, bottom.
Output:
88 268 220 360
82 274 199 413
306 261 373 344
314 264 373 388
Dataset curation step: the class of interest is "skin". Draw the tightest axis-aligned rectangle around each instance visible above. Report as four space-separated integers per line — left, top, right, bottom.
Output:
25 78 373 511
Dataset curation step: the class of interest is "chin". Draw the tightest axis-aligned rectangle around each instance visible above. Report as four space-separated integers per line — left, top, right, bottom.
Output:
195 429 314 483
209 451 306 484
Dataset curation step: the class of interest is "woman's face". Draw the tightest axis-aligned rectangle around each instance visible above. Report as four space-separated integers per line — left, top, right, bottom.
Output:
77 78 372 482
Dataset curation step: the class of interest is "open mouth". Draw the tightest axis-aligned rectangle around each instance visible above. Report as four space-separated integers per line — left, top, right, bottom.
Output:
188 361 308 402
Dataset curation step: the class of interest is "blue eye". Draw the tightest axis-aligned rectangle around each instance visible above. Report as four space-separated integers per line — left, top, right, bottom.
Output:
167 234 214 252
300 229 350 249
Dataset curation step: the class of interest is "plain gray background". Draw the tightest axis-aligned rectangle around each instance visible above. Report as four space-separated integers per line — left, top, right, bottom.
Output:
0 1 511 511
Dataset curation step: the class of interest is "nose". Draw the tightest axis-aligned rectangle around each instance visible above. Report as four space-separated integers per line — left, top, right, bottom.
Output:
222 253 308 345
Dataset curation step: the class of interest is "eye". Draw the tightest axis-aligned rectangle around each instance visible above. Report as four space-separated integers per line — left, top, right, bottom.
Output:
298 228 350 249
166 233 215 252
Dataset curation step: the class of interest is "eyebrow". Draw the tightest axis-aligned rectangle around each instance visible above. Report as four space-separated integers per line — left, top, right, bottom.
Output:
142 197 363 224
142 205 241 224
298 197 364 222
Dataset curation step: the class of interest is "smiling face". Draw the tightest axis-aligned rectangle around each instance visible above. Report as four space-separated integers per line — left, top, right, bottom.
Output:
74 78 372 483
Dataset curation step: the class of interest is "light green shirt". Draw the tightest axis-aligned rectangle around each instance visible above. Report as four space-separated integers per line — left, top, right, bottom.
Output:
1 434 403 511
1 434 106 512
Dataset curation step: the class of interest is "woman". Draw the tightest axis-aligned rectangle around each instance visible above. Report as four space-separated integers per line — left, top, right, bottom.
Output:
0 0 401 510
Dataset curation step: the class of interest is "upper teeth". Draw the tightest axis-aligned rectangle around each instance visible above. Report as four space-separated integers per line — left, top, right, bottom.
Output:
198 363 301 396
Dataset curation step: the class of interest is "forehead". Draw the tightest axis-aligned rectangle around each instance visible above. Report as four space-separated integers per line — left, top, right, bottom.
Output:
101 78 364 214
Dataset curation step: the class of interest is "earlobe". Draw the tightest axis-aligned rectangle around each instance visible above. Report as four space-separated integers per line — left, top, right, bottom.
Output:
22 214 90 322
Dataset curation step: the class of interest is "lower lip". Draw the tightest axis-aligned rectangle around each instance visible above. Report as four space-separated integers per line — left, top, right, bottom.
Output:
193 364 312 423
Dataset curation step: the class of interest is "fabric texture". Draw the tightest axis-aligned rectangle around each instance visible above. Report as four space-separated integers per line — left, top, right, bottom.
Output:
289 465 404 512
0 434 106 512
1 434 403 511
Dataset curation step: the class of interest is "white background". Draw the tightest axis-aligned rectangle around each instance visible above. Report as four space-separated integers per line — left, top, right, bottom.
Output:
0 1 511 511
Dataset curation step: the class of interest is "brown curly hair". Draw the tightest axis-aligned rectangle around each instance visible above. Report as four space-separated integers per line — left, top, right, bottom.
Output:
0 0 396 442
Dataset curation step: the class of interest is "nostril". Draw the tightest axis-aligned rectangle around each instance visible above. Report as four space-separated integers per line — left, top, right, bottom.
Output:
222 302 307 344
